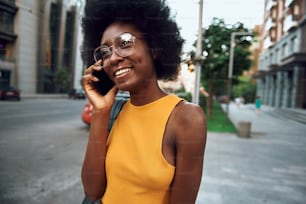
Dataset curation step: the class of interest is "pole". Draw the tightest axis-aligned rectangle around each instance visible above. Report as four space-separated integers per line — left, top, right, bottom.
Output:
226 32 252 116
226 33 235 116
192 0 203 104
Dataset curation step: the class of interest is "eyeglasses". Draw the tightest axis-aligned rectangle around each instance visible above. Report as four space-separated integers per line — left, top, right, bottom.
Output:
93 32 136 63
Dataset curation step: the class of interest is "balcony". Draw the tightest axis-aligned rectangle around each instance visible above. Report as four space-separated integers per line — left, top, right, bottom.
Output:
267 0 277 10
0 30 17 42
265 17 276 33
283 15 299 32
285 0 295 8
281 53 306 67
0 0 18 13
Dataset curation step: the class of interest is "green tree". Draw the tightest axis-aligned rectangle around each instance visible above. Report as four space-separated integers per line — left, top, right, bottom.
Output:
191 18 254 118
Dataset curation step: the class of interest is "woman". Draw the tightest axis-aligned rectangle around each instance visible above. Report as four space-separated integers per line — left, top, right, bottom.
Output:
255 96 261 115
81 0 207 203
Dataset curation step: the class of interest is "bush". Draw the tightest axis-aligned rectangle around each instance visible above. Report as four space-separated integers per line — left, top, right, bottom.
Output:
175 92 192 102
54 68 72 93
233 77 256 103
199 94 207 112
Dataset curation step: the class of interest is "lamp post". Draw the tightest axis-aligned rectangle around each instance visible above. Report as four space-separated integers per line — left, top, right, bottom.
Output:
192 0 203 104
226 31 252 116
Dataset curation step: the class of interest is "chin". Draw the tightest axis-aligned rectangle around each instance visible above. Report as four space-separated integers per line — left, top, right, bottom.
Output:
116 80 136 92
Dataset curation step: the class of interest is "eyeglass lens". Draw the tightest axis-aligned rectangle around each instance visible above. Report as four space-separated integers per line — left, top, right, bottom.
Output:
94 33 135 62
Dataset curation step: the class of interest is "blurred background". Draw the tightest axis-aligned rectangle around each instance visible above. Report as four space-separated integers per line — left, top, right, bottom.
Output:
1 0 306 203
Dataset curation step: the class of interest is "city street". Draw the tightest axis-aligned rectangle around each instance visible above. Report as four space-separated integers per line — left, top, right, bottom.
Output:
1 0 305 203
0 99 88 204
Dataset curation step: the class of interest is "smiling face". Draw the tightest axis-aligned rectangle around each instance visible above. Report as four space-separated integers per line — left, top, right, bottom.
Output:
100 22 157 94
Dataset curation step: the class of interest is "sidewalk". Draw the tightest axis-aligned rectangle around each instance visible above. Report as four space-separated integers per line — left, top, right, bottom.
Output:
196 102 306 204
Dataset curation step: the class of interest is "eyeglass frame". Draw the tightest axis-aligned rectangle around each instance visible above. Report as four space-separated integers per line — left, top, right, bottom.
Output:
93 32 137 63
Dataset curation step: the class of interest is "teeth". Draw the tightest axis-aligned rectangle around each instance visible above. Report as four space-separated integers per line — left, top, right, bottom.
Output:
115 68 131 76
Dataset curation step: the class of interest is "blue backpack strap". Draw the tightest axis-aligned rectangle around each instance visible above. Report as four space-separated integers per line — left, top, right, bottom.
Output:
82 197 100 204
108 98 127 132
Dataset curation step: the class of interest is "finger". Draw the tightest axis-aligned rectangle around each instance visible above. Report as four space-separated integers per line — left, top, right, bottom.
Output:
93 64 103 71
84 66 93 75
93 60 103 71
94 59 103 66
84 61 103 74
82 73 99 82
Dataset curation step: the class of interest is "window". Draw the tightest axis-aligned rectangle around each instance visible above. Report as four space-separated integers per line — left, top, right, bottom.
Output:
270 28 276 41
292 4 300 20
0 41 6 59
290 36 297 53
270 52 274 64
275 48 279 63
282 43 287 57
271 7 277 20
0 9 15 33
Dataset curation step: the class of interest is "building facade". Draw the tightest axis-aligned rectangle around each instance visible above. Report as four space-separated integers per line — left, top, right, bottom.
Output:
0 0 83 96
256 0 306 109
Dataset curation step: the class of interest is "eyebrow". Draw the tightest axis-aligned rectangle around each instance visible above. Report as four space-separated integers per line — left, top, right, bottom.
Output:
99 41 110 46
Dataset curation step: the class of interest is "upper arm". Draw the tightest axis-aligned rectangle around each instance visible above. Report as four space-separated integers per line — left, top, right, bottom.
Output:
170 101 207 204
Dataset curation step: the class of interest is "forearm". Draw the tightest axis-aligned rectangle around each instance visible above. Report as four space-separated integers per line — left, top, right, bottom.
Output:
169 166 203 204
81 109 110 200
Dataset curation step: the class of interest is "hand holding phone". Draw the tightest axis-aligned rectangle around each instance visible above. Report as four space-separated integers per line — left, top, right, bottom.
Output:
91 69 115 96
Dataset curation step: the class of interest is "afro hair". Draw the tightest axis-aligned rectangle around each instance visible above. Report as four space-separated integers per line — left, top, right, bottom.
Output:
81 0 185 80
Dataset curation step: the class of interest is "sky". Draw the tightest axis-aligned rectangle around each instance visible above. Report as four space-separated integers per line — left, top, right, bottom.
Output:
167 0 265 53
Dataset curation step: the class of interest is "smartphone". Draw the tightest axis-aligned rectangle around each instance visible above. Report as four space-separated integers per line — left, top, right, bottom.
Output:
91 69 115 95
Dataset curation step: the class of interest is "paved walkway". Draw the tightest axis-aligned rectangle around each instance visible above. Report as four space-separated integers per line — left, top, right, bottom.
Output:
196 103 306 204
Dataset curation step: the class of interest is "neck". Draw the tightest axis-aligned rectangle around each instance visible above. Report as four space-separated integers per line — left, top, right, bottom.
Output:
129 85 167 106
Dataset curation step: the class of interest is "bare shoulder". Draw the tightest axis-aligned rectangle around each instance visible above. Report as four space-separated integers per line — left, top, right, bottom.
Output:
169 100 207 141
172 100 206 127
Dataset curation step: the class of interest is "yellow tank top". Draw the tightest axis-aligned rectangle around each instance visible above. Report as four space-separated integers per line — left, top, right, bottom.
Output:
102 94 183 204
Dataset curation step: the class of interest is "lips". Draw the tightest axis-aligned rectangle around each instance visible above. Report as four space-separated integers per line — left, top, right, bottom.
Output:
114 68 131 77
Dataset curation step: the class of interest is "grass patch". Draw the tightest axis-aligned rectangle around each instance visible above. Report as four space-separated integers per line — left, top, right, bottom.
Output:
205 100 237 133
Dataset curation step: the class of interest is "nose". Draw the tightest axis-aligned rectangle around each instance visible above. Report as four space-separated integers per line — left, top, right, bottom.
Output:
108 48 124 65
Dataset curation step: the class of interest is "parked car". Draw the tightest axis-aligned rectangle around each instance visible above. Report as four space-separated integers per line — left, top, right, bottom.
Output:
81 91 129 126
68 88 86 99
73 89 86 99
81 102 93 126
0 87 21 101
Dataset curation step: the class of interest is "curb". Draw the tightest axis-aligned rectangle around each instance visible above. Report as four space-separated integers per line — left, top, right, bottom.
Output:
20 94 69 99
